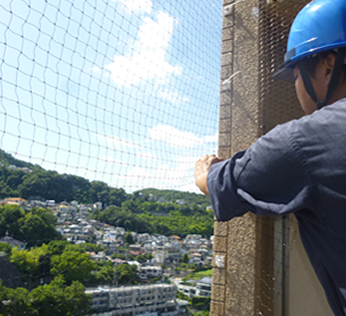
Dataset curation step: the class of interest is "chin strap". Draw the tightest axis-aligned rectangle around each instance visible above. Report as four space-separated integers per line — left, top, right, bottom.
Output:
298 48 346 110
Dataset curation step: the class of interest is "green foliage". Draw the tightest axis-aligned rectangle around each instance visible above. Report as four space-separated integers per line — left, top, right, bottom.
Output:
192 311 210 316
111 252 126 260
116 263 138 285
0 204 25 238
187 268 213 280
9 240 116 289
83 242 105 253
177 291 189 301
19 212 57 247
90 260 115 286
0 242 12 256
47 240 70 255
0 150 128 204
10 245 50 282
135 188 211 209
30 276 91 315
0 205 62 247
135 254 146 263
50 251 97 285
182 253 189 263
145 253 153 260
0 283 33 315
96 206 153 233
125 231 135 244
191 296 211 311
0 150 214 239
0 149 34 169
91 201 213 238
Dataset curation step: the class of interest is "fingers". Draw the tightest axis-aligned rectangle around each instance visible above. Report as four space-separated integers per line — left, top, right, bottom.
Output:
202 154 222 168
194 154 222 196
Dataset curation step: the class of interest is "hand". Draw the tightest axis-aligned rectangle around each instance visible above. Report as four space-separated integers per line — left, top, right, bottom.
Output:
195 154 223 196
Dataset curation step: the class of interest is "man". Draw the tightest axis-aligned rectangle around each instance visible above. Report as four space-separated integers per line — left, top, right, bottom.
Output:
195 0 346 315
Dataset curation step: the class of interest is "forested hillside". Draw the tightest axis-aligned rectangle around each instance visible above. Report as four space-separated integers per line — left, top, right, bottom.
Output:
0 150 213 238
0 150 209 206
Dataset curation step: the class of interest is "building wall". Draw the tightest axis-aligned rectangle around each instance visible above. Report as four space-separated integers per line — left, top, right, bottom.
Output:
287 216 333 316
86 284 177 315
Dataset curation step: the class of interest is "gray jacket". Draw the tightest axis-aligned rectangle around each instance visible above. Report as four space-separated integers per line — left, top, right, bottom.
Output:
207 98 346 315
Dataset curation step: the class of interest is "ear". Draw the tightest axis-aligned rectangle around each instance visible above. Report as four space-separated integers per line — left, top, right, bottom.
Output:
324 53 337 84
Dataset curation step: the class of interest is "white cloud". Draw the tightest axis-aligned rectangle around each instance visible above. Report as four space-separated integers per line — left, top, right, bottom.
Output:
202 133 218 143
96 134 140 148
149 125 216 149
120 153 207 193
91 66 101 72
159 90 190 104
105 11 181 86
127 165 152 178
175 155 203 164
114 0 153 14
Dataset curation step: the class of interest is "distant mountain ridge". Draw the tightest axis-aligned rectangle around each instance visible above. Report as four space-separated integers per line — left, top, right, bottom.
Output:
0 149 40 169
0 150 210 207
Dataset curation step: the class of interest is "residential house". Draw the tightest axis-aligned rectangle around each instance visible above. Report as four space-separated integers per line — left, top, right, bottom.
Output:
0 233 26 250
176 277 211 298
155 246 181 265
93 201 102 210
1 197 28 210
46 200 56 209
196 277 212 297
101 238 120 255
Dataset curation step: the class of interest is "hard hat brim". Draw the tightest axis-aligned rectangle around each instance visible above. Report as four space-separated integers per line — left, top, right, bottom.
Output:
272 60 295 81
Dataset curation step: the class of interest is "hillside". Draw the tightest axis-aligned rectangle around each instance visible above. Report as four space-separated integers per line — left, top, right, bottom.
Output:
0 150 210 208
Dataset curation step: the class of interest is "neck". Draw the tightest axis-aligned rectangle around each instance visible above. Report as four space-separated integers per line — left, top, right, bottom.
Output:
327 81 346 105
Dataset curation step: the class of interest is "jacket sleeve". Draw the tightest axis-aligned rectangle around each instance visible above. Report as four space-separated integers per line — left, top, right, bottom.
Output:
207 123 315 222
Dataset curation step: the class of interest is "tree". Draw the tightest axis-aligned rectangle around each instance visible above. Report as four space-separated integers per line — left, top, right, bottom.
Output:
90 180 109 204
125 231 135 244
116 263 138 285
0 204 25 238
0 283 32 315
47 240 70 255
30 275 91 316
10 246 49 282
135 255 146 263
182 253 189 264
18 212 60 247
0 242 12 256
50 251 96 285
109 187 127 206
18 172 49 199
92 260 115 286
145 253 153 260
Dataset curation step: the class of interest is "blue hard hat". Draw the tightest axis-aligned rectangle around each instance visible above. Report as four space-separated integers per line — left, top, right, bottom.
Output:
273 0 346 81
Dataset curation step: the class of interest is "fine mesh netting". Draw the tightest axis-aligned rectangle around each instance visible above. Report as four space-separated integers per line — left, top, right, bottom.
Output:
0 0 329 315
0 0 221 315
0 0 221 193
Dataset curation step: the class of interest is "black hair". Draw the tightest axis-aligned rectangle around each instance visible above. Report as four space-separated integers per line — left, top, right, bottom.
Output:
301 50 346 81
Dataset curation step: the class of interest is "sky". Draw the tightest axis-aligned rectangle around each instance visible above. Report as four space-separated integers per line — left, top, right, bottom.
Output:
0 0 222 193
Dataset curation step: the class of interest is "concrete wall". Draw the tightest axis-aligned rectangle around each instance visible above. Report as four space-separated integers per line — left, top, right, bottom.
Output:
211 0 259 314
287 216 333 316
211 0 334 315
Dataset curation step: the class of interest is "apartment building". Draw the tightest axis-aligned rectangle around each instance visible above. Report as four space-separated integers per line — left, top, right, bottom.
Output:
86 283 178 316
155 246 181 265
138 266 163 280
176 277 212 298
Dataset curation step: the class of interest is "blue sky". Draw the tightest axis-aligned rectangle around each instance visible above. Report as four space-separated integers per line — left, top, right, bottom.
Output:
0 0 222 193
